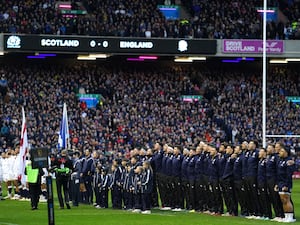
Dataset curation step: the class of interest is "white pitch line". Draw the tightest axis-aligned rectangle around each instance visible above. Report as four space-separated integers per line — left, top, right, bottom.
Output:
0 222 20 225
150 213 176 217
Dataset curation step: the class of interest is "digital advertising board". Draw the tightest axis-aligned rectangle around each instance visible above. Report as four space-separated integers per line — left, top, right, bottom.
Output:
4 34 217 55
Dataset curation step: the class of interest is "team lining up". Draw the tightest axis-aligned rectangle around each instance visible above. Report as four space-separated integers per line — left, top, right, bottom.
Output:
0 141 297 222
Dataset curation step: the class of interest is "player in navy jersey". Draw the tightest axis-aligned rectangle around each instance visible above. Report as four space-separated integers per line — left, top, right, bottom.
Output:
266 144 284 221
240 141 250 216
202 143 211 213
160 144 169 210
232 145 248 216
187 148 196 212
145 148 158 208
194 144 205 212
165 147 173 209
217 143 227 207
181 148 190 210
245 141 260 218
153 143 163 208
208 146 223 215
222 145 237 216
257 148 272 219
275 143 297 223
171 146 183 211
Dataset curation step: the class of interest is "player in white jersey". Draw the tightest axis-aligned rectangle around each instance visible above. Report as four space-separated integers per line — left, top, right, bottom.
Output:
12 147 22 199
19 156 31 201
2 151 11 198
7 149 16 199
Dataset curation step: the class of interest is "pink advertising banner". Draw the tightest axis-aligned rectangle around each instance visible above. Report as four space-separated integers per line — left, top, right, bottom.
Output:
223 40 284 54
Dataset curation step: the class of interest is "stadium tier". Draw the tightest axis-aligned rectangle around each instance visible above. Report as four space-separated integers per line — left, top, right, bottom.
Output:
0 0 299 39
0 62 300 153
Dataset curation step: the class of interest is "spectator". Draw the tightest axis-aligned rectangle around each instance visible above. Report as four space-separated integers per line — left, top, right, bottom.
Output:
0 74 8 99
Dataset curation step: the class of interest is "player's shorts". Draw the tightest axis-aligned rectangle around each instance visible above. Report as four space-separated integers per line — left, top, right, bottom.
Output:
0 167 2 181
12 173 19 181
41 176 46 184
3 175 9 182
278 186 291 194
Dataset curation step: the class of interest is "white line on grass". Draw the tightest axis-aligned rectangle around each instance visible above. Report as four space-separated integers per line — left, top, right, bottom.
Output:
150 213 176 217
0 222 20 225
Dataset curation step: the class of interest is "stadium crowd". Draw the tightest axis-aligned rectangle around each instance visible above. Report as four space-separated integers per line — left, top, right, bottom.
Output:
186 0 300 39
0 63 300 157
0 62 299 222
0 0 299 39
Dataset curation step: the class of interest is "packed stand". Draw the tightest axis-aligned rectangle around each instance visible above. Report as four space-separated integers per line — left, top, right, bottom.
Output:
0 64 300 153
278 0 300 39
0 0 171 37
0 0 299 39
186 0 300 39
184 0 289 39
82 0 168 37
0 0 95 35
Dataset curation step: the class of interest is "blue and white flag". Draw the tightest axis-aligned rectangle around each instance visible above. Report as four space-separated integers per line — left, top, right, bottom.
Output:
58 103 70 150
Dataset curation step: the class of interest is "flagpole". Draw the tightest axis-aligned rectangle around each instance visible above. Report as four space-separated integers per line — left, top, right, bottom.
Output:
19 107 29 185
262 0 267 148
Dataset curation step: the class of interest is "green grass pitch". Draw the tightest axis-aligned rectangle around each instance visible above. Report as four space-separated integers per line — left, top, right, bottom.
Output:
0 180 300 225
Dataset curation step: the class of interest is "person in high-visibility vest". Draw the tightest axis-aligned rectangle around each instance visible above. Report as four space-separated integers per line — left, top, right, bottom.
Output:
25 161 44 210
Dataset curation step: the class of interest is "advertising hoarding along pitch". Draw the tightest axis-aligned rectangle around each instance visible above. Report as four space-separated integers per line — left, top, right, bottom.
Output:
4 34 217 55
223 40 284 54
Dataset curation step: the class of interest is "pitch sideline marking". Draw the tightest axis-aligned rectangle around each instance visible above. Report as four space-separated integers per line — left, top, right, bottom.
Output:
0 222 20 225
